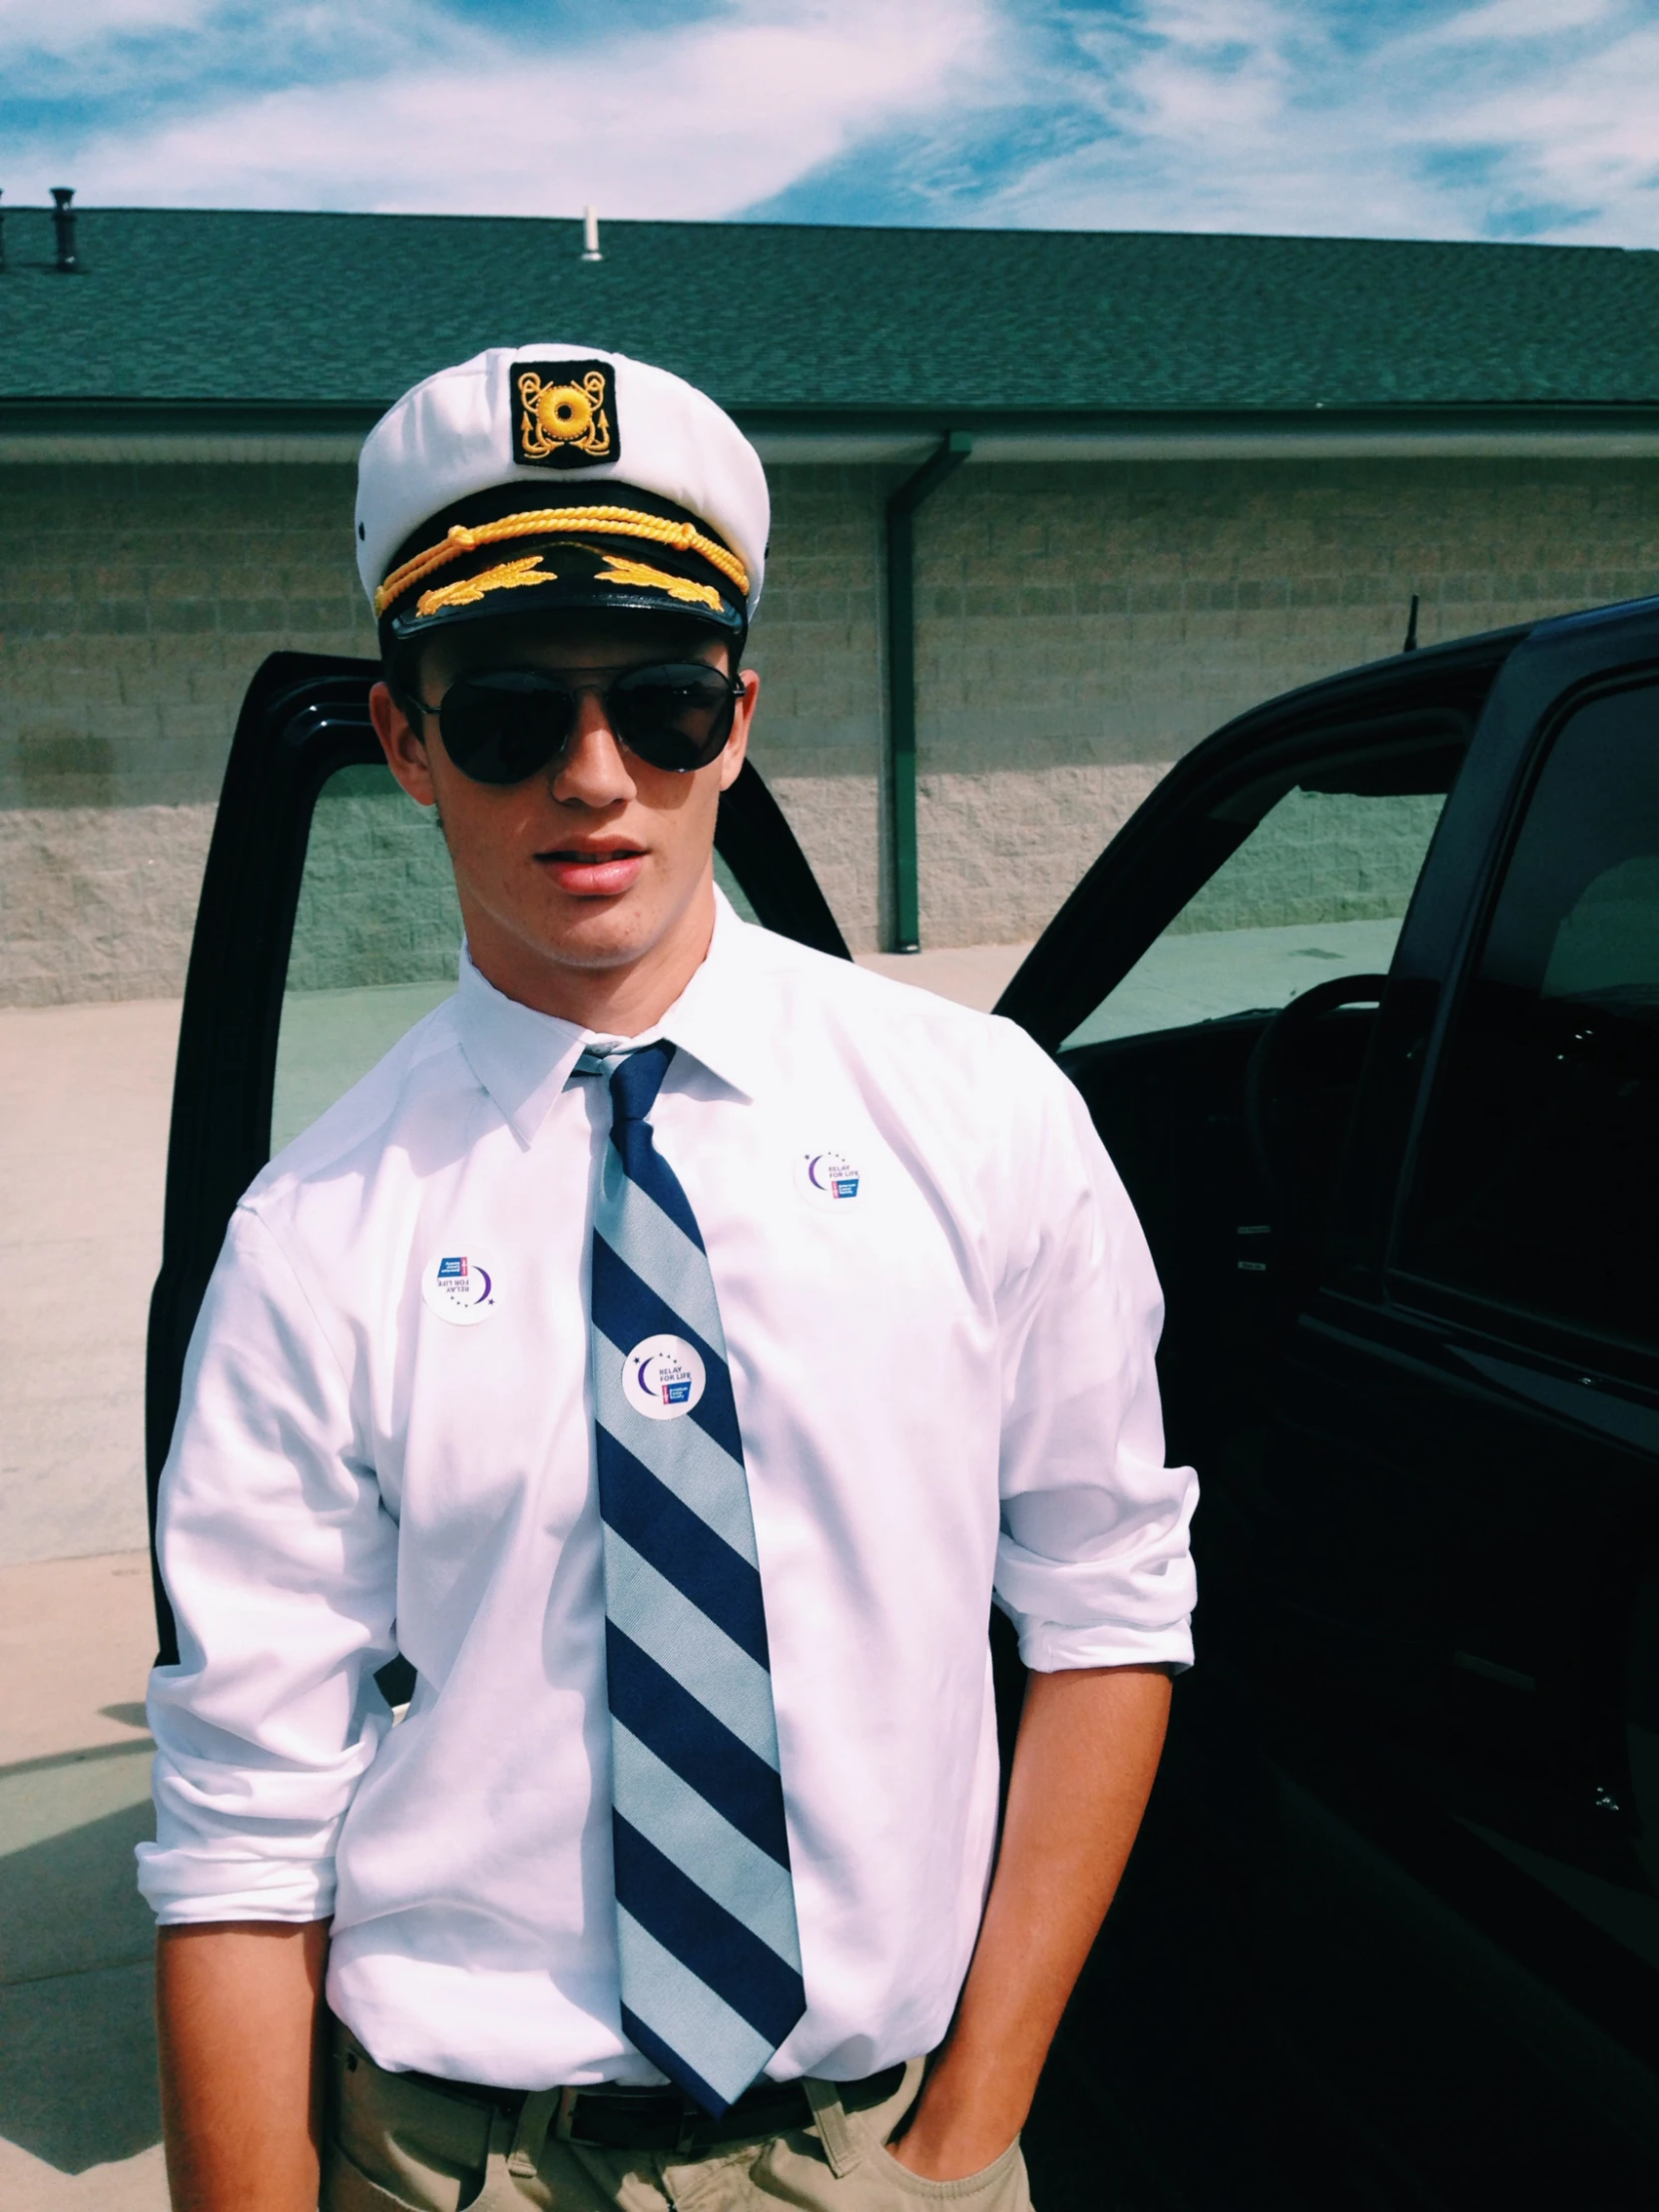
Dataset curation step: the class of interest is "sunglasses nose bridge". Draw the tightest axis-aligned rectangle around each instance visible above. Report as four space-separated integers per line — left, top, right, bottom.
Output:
569 676 617 726
551 689 638 796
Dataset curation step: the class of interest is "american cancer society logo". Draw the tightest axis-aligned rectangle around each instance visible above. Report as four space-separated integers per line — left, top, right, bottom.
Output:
795 1147 862 1209
624 1334 707 1422
420 1249 496 1326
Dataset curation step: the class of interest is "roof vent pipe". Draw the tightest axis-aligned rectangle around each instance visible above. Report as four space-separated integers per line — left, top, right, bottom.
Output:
51 187 79 273
582 206 602 263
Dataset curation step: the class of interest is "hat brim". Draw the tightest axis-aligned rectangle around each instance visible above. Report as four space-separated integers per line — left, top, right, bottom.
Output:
383 538 744 645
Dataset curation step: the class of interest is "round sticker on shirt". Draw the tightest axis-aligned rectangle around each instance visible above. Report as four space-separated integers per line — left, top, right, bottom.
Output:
624 1335 707 1421
794 1147 863 1211
420 1250 496 1326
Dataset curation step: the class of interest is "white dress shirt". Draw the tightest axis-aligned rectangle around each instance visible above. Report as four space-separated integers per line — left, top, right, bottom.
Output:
140 891 1197 2090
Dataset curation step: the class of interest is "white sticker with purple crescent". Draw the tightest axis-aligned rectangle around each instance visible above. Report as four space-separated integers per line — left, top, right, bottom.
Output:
420 1249 496 1326
624 1334 707 1421
794 1146 863 1210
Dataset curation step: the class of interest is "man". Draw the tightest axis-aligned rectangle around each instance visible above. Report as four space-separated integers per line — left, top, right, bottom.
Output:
142 344 1197 2211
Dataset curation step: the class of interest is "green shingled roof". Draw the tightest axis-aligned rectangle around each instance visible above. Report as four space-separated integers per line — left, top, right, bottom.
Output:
2 207 1658 422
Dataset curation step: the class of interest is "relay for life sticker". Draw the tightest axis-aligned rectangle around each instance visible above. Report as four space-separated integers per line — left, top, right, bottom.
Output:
420 1251 496 1326
624 1335 707 1420
794 1147 863 1210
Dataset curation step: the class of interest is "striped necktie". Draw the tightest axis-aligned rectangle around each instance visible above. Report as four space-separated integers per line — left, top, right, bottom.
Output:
577 1039 806 2115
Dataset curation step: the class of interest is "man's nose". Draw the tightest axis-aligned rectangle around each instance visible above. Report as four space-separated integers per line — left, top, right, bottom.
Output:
550 688 636 806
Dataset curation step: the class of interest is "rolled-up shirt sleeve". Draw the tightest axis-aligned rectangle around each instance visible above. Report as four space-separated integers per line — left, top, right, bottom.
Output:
138 1204 399 1924
991 1044 1198 1673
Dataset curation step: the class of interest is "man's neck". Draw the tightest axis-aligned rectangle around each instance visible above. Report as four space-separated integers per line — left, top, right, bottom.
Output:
462 883 718 1036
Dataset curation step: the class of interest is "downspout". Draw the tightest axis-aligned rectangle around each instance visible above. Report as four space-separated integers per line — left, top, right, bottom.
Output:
884 430 972 951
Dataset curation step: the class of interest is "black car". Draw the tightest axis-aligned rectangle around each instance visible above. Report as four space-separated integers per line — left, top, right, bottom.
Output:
148 596 1659 2207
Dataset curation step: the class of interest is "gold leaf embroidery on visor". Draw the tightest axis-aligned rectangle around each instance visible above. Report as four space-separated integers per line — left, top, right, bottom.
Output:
377 508 749 618
415 556 553 618
595 554 724 613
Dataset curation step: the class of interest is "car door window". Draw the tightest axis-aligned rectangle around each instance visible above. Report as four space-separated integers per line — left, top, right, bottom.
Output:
1402 682 1659 1350
272 762 463 1151
1064 779 1449 1048
272 763 764 1154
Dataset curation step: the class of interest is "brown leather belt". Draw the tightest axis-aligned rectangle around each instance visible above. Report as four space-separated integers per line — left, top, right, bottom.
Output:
401 2060 907 2155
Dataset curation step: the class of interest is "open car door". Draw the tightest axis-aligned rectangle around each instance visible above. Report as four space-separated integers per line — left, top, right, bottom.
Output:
144 651 848 1668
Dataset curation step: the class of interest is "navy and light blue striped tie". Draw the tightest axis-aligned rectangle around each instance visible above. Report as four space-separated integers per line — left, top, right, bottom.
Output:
578 1039 806 2115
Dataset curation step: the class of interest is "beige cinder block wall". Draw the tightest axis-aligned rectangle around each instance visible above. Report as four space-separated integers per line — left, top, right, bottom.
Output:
910 455 1659 948
0 462 375 1006
5 453 1659 1003
738 464 886 949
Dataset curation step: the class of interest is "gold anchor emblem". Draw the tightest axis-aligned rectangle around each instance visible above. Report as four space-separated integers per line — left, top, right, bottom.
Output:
517 369 612 461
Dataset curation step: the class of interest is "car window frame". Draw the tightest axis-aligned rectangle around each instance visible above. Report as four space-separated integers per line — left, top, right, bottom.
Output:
1059 728 1468 1054
996 628 1525 1053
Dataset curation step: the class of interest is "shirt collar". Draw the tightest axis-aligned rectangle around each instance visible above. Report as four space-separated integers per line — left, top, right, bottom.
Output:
655 889 770 1104
452 887 764 1147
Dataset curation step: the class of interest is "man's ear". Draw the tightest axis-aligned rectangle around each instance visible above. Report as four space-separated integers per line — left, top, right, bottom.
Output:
369 681 437 809
717 668 760 794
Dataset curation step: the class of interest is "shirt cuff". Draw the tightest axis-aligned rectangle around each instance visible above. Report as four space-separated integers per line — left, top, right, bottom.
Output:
136 1842 337 1926
1013 1613 1194 1674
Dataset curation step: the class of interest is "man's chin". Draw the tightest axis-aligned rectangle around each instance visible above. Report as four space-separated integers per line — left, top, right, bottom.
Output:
525 890 684 972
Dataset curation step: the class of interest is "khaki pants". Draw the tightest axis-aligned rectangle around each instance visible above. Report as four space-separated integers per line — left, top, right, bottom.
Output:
323 2023 1032 2211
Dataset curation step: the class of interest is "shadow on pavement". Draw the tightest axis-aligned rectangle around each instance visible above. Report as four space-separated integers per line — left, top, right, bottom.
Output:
99 1706 151 1733
0 1794 161 2172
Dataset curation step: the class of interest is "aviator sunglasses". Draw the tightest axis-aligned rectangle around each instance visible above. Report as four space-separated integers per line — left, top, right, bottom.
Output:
403 662 746 786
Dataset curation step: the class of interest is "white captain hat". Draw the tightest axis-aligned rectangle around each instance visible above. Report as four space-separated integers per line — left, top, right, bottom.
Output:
356 344 769 645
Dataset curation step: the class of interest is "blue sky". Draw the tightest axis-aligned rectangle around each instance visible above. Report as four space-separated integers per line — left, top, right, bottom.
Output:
2 0 1656 245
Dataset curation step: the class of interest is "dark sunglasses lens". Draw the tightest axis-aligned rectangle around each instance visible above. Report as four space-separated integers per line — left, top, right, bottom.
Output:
610 664 738 772
439 674 573 786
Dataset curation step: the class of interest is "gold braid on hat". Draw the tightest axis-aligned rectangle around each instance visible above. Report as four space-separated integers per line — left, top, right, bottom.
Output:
376 505 750 618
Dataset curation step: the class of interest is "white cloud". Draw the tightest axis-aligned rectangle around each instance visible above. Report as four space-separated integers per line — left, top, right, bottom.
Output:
1414 21 1659 242
0 0 214 45
17 0 998 220
954 0 1659 246
1411 0 1616 48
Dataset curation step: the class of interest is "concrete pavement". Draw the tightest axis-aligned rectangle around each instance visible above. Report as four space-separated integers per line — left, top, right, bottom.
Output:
0 1551 169 2209
1 999 180 1568
854 941 1031 1008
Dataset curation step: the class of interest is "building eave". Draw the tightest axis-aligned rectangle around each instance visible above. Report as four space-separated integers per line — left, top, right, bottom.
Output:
741 403 1659 463
4 398 1659 465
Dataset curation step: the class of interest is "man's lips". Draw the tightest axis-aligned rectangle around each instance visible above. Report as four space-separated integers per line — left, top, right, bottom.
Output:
537 847 647 897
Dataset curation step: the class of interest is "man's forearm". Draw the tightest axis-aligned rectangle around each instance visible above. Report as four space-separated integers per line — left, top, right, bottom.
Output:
893 1662 1173 2180
156 1919 330 2212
